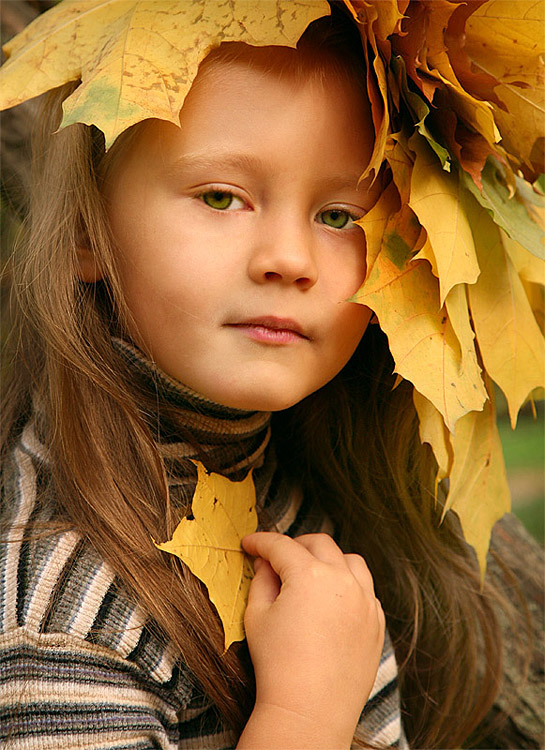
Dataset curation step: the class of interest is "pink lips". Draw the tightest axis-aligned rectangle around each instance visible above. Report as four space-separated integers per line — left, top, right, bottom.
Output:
227 316 308 344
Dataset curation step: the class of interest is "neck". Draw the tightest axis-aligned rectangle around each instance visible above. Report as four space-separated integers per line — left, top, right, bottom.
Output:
113 338 276 511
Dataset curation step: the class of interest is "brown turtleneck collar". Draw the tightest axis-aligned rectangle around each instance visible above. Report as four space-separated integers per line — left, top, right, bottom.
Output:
112 338 280 518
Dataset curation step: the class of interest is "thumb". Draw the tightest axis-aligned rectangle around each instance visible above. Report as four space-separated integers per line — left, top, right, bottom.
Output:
247 558 281 611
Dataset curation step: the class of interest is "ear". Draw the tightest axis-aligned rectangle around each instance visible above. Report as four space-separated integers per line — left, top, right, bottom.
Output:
76 245 103 282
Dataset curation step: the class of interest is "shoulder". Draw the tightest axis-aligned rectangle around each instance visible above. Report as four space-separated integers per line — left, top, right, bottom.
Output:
1 423 237 748
2 424 147 662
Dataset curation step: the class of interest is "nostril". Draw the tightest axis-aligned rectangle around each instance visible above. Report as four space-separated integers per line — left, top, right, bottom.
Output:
264 271 281 280
295 276 313 290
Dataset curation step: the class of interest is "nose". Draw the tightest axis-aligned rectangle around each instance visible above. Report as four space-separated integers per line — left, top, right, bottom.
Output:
247 211 319 290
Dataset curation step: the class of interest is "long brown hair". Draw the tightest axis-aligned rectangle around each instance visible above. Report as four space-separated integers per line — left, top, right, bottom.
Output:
1 10 514 748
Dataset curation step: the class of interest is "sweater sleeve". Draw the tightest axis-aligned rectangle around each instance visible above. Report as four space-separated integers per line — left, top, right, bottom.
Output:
0 571 238 749
0 627 184 750
353 628 410 750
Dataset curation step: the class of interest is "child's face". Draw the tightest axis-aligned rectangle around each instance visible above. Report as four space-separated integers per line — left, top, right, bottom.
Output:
103 50 378 411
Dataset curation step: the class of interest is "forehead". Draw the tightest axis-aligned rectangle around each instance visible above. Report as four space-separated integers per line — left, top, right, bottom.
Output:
189 55 370 141
103 44 375 187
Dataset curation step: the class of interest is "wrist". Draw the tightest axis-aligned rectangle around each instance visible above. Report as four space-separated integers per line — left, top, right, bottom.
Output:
236 702 352 750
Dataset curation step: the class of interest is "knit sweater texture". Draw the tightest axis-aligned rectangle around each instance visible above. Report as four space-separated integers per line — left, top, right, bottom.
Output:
0 340 408 749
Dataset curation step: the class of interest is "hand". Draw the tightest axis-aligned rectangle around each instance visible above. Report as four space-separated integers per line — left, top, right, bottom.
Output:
237 532 385 749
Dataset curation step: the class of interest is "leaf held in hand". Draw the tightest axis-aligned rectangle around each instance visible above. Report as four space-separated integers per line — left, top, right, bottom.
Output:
154 461 258 652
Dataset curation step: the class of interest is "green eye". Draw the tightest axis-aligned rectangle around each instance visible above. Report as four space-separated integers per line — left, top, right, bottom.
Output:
201 191 233 210
320 209 351 229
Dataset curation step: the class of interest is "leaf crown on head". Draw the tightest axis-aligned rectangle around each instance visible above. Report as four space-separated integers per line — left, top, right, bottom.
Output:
1 0 543 573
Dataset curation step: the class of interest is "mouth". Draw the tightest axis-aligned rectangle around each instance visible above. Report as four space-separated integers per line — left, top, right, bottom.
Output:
226 316 309 344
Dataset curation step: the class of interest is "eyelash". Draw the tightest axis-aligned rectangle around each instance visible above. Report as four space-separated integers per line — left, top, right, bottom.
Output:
196 188 363 229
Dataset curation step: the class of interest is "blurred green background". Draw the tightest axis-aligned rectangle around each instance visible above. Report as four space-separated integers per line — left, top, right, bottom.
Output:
497 394 544 546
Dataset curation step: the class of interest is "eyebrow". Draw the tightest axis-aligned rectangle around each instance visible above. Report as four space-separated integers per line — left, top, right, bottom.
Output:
163 151 367 193
164 152 265 179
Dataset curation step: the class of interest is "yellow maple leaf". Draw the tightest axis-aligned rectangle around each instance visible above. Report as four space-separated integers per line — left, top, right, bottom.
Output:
343 0 403 180
386 136 413 205
408 136 480 306
346 0 406 43
413 389 453 489
354 176 486 431
364 53 391 181
393 0 501 152
356 180 400 283
412 233 438 276
353 255 485 432
0 0 329 148
444 394 511 579
466 197 545 428
418 0 460 89
154 461 257 652
429 71 500 150
503 231 545 286
444 283 487 401
464 0 545 176
522 281 545 334
415 384 510 580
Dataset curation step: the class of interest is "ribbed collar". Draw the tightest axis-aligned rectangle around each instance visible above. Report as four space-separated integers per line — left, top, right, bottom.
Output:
112 338 278 515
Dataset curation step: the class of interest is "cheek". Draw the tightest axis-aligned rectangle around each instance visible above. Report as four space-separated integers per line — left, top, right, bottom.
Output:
326 303 372 368
349 231 368 292
322 231 368 300
346 304 372 344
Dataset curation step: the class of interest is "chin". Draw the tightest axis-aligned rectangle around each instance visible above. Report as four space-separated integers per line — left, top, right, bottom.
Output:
211 383 309 413
222 393 301 413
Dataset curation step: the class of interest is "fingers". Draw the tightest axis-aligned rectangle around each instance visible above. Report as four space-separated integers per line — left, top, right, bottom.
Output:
244 532 376 594
344 553 376 591
295 537 376 594
343 554 385 635
247 558 281 608
242 532 314 580
292 533 345 564
243 532 344 566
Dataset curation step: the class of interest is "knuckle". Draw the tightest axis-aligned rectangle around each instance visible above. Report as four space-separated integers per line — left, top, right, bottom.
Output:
305 559 326 580
296 532 335 548
346 554 375 584
334 568 362 598
345 552 366 566
314 532 335 544
345 554 369 575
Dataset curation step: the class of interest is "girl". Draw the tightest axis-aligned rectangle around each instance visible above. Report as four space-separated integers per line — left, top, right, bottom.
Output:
0 4 539 749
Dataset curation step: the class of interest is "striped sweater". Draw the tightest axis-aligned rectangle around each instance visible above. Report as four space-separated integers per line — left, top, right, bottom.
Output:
1 342 408 749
